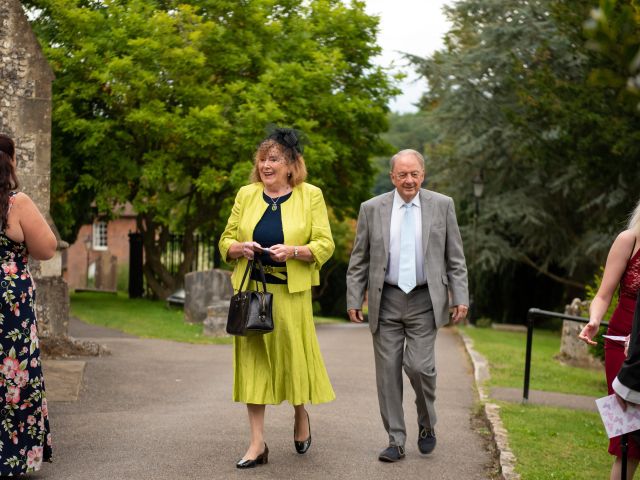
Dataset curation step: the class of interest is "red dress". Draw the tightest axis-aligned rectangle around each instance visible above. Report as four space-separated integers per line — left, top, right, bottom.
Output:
605 247 640 458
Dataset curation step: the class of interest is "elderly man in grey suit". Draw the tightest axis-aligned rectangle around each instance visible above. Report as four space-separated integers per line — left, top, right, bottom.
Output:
346 149 468 462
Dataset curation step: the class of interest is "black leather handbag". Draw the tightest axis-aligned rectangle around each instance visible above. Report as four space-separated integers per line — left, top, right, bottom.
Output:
226 258 274 336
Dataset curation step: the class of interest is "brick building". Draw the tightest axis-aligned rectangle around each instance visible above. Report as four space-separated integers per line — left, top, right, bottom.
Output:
63 204 137 290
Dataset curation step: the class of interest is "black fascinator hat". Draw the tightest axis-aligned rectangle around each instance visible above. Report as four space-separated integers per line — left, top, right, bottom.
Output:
265 124 306 159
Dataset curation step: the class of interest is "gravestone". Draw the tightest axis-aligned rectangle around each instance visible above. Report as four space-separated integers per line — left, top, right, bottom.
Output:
95 253 118 292
558 298 602 368
0 0 69 337
203 301 229 337
184 269 234 324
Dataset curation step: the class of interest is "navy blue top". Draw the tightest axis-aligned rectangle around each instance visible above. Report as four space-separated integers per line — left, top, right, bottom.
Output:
251 191 292 284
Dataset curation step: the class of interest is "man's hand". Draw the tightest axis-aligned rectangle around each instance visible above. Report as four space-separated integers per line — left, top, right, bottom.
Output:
625 334 631 357
615 393 635 412
348 309 364 323
451 305 468 324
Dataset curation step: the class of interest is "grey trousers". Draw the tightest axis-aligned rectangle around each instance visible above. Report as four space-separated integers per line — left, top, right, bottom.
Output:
372 284 438 447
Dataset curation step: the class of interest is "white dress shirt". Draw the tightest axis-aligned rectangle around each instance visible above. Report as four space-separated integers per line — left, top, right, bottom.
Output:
613 376 640 404
385 190 426 286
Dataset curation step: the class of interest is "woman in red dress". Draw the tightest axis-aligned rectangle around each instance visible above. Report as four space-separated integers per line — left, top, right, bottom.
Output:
579 198 640 480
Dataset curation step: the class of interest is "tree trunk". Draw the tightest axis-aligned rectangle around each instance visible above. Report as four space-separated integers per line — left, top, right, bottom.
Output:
137 214 176 299
135 198 215 299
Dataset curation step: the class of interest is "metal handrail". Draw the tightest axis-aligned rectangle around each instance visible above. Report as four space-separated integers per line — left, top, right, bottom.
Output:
524 308 626 479
523 308 608 403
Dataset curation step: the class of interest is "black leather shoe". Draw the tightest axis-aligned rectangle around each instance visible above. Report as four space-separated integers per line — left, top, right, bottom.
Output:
418 426 436 454
236 443 269 469
294 411 312 454
378 445 405 462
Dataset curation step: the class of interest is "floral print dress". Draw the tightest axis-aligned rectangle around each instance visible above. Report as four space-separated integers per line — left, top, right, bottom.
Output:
0 193 52 474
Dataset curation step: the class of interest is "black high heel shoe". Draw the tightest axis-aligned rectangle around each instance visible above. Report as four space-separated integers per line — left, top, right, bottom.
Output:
236 443 269 469
294 411 311 454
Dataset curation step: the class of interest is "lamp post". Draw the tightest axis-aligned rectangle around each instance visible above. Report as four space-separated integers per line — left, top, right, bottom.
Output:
84 235 92 288
473 173 484 216
470 173 484 324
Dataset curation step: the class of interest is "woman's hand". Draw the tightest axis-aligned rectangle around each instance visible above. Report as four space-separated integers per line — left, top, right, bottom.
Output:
578 320 600 346
268 244 291 263
241 241 263 260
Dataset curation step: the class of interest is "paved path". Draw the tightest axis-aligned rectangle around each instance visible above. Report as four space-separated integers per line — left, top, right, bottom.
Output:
491 387 598 412
41 320 492 480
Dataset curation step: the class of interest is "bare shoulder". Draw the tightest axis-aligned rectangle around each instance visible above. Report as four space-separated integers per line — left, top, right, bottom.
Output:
10 192 46 223
9 192 34 210
12 191 29 203
616 229 637 245
612 229 637 254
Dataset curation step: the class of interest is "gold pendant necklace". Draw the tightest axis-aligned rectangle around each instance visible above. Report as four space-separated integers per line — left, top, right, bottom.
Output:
270 195 280 211
266 188 289 211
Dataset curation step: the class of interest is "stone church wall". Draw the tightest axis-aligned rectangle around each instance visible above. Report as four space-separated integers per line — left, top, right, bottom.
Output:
0 0 68 337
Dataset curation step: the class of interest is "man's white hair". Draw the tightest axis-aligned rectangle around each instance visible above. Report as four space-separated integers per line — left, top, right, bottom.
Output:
389 149 425 171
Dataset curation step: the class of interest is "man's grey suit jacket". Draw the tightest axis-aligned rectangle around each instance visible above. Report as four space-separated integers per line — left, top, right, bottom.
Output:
346 188 469 333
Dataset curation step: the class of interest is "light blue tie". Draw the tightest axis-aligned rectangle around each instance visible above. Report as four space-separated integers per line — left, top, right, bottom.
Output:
398 203 416 293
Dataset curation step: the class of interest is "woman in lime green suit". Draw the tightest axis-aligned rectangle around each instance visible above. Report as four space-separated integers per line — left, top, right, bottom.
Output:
219 127 335 469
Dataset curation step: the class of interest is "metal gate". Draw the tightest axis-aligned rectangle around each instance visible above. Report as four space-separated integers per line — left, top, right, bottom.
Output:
127 232 221 298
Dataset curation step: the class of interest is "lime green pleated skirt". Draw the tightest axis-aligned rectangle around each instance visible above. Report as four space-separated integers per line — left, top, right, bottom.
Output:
233 281 335 405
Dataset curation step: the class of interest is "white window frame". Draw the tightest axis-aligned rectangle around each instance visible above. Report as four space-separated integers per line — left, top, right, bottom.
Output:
92 221 108 251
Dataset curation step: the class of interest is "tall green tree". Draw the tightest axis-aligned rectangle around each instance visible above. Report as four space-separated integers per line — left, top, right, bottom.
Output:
585 0 640 94
412 0 640 320
26 0 397 297
371 112 437 195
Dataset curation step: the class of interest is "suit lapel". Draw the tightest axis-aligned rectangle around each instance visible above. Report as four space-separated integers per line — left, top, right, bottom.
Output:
379 191 394 259
420 189 434 257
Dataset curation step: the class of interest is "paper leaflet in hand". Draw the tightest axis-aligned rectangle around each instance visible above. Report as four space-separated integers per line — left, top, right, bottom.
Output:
596 394 640 438
603 335 627 343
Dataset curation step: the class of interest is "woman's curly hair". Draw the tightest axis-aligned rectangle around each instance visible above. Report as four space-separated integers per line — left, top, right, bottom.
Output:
250 129 308 187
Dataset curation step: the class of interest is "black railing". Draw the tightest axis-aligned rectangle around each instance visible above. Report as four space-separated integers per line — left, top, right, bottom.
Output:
162 234 220 276
523 308 632 480
523 308 608 403
128 232 221 298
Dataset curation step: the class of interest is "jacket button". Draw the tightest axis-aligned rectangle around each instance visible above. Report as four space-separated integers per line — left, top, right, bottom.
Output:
378 288 382 292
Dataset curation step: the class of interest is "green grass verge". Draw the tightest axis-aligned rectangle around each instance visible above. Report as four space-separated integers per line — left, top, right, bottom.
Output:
71 291 231 344
461 326 606 397
71 291 345 344
314 316 346 324
499 402 611 479
463 326 613 478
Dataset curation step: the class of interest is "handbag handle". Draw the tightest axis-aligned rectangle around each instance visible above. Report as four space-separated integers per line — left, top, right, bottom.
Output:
237 257 269 293
253 258 269 293
237 258 270 320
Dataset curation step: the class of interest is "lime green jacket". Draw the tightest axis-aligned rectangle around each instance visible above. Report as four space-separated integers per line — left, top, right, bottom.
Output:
219 182 335 293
